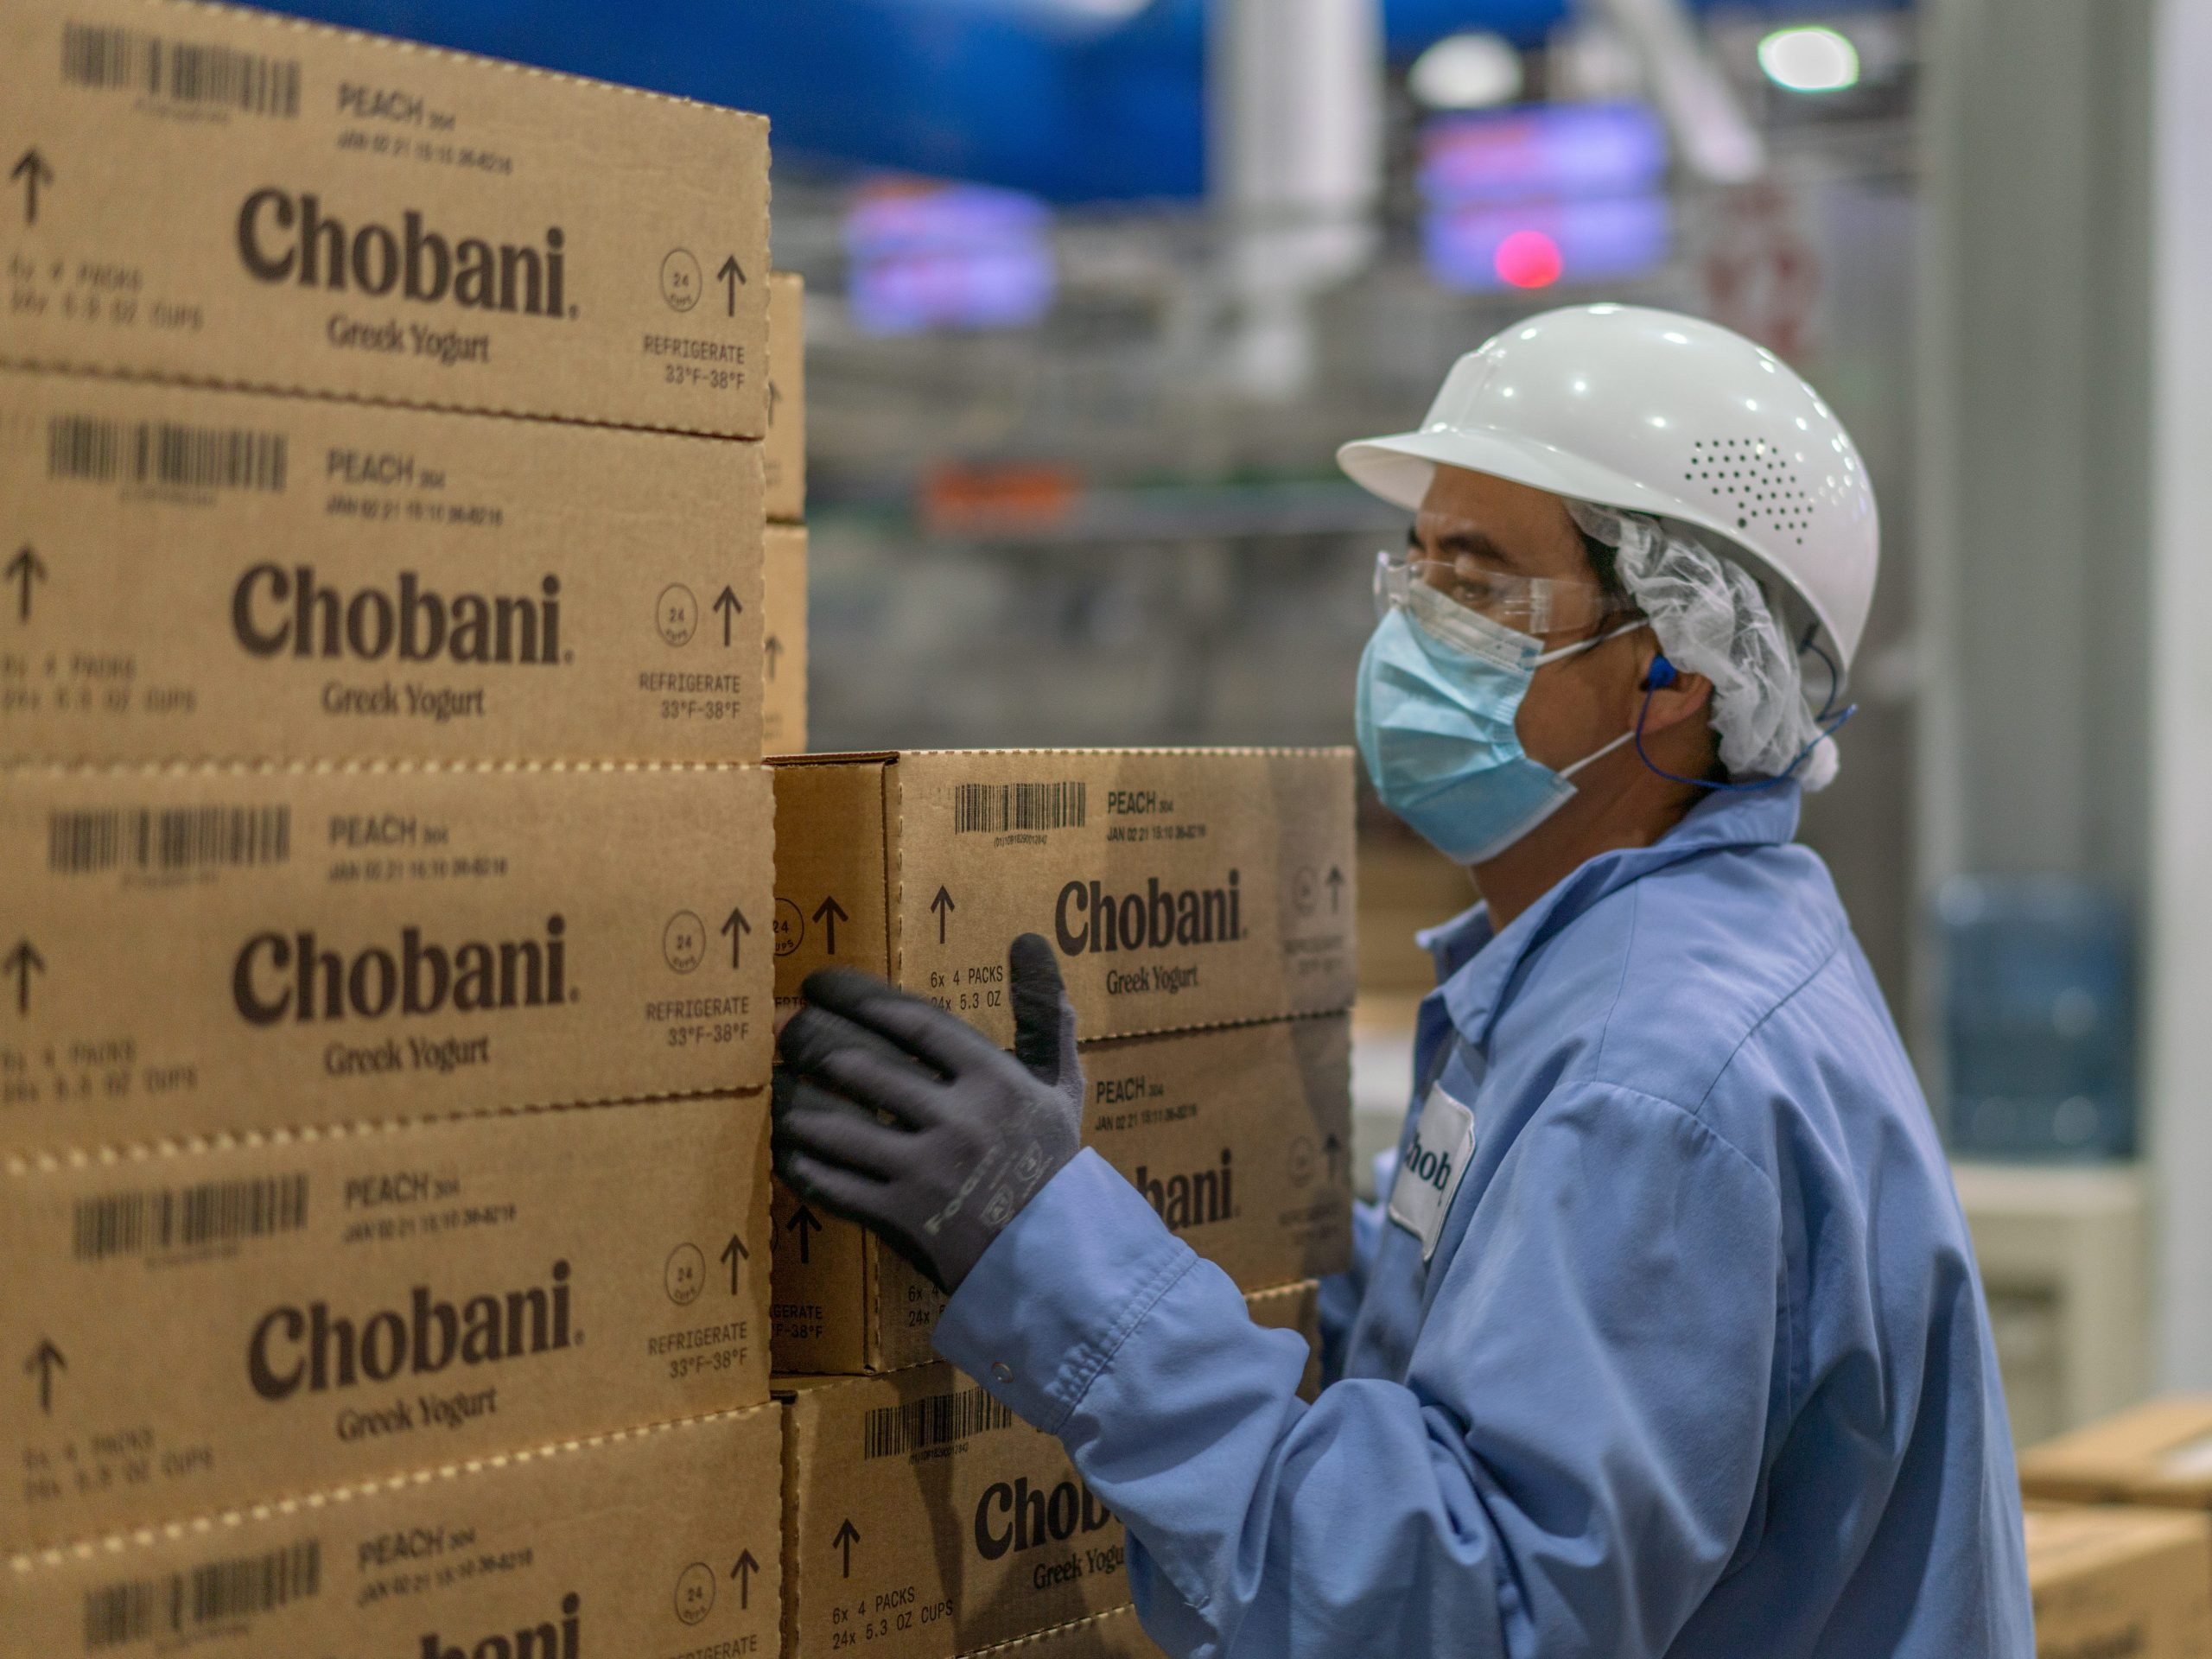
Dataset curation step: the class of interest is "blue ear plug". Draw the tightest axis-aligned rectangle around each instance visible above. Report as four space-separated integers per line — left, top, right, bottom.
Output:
1633 652 1853 792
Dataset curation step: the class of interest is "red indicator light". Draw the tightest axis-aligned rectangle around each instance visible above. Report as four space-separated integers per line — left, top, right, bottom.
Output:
1494 229 1563 288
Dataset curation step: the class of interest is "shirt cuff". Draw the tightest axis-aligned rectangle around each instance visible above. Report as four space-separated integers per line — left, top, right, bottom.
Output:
934 1147 1196 1433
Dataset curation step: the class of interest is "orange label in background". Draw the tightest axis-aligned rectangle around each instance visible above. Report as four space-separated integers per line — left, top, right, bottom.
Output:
921 461 1084 537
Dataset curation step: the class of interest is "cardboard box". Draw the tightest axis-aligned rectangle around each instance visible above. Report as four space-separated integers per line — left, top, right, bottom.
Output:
779 1286 1316 1659
1 760 772 1153
2020 1397 2212 1509
1 1093 771 1549
962 1608 1167 1659
2025 1504 2212 1659
766 272 806 523
1 0 769 436
763 524 809 754
779 1363 1125 1659
772 1016 1352 1373
769 749 1357 1046
1 1404 785 1656
0 367 768 765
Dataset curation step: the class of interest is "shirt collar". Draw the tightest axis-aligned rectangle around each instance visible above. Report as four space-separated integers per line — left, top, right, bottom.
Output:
1415 784 1803 1050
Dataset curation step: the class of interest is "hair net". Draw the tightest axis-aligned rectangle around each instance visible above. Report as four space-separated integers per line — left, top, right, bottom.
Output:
1567 499 1840 791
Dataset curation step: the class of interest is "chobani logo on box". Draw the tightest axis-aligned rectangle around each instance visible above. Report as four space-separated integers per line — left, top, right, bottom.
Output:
972 1475 1115 1562
232 565 565 666
246 1262 574 1399
236 190 570 318
1052 871 1243 957
232 918 569 1025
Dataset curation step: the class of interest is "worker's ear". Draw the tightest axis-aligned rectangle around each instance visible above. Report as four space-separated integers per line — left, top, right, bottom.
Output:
1631 645 1713 738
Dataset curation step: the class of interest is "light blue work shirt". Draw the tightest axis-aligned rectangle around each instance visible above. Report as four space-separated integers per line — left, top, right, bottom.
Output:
936 785 2032 1657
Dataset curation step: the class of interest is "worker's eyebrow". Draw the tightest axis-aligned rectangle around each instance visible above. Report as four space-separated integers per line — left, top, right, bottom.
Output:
1410 521 1525 571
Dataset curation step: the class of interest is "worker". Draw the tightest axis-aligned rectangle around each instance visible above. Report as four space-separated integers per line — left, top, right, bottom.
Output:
772 304 2033 1656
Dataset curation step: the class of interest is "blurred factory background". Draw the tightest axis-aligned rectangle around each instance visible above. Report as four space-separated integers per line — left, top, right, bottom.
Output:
262 0 2211 1440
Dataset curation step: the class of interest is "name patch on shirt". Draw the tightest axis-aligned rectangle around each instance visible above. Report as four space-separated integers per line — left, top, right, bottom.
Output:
1389 1083 1476 1263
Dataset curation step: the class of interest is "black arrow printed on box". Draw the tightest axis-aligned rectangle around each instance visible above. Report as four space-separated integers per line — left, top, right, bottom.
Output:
8 546 45 623
720 1233 747 1294
785 1204 822 1265
721 906 750 969
834 1518 860 1577
25 1338 64 1414
764 635 783 679
6 939 43 1016
12 149 53 226
931 886 956 945
717 255 746 316
1326 866 1344 913
713 586 742 647
812 895 848 956
731 1549 760 1609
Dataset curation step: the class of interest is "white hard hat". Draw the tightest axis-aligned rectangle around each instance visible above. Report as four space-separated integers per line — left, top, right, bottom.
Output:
1338 303 1879 670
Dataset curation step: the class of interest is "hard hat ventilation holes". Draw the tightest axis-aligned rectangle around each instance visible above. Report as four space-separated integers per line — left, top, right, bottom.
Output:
1687 437 1812 545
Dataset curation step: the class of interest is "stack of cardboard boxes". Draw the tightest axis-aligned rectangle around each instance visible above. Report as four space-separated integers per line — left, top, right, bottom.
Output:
2018 1398 2212 1658
767 747 1359 1657
1 5 1362 1655
3 2 782 1652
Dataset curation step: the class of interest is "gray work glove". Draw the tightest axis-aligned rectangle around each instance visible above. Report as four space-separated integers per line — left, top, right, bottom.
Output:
772 932 1084 1294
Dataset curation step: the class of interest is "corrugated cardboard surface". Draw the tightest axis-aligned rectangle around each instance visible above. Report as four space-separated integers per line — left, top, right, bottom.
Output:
2025 1504 2212 1659
961 1607 1167 1658
766 273 806 523
764 524 809 754
772 1016 1352 1374
2020 1396 2212 1509
0 367 766 765
778 1285 1316 1659
1 760 772 1152
2 1404 784 1656
770 749 1357 1046
1 0 769 435
2 1094 771 1550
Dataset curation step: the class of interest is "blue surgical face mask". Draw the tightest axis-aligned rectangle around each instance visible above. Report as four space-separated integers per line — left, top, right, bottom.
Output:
1356 588 1642 865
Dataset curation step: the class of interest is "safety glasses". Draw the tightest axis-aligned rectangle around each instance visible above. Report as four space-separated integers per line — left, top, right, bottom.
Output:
1373 551 1637 642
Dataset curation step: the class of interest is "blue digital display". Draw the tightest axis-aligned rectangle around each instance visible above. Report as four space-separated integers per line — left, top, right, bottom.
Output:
845 181 1057 334
1418 102 1669 202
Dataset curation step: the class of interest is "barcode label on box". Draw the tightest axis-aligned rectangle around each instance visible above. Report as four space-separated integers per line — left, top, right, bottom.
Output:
952 782 1088 835
862 1384 1014 1459
48 416 289 493
73 1173 308 1262
60 22 302 118
48 807 292 875
82 1540 320 1649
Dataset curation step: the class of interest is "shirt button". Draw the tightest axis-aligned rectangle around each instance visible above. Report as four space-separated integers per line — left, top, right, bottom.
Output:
990 1361 1014 1385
